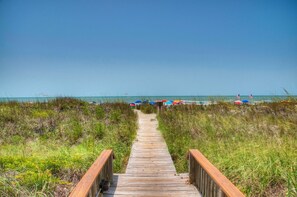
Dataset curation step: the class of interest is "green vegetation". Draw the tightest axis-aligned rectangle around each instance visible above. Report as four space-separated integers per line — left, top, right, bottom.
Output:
0 98 137 196
140 104 157 114
158 102 297 196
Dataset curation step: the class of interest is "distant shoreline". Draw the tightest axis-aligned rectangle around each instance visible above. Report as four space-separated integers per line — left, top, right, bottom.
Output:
0 95 296 103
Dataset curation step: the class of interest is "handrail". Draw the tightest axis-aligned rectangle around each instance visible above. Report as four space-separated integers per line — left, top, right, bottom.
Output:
69 149 114 197
188 149 245 197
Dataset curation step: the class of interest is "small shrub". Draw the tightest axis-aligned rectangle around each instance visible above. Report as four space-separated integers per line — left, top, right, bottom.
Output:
0 107 18 123
15 170 56 191
110 110 121 123
10 135 24 145
51 97 87 111
32 110 50 119
65 120 83 144
92 122 105 139
95 106 105 119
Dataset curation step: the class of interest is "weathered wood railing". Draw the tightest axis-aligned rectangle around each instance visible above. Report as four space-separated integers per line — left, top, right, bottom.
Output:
69 149 114 197
188 149 245 197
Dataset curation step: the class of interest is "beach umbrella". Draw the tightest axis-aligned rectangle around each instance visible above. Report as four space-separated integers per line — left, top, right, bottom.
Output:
149 101 156 105
129 103 136 107
173 100 181 105
162 99 167 102
234 100 242 105
242 100 249 103
165 101 173 105
134 100 142 104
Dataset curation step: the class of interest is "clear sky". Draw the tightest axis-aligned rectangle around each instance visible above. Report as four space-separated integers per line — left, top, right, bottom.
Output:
1 0 296 97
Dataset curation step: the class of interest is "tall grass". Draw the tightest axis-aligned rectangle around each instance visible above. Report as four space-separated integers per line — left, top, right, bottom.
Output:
0 98 137 196
158 102 297 196
140 104 157 114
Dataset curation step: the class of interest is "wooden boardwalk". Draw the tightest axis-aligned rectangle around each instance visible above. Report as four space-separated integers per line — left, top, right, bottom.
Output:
104 110 200 197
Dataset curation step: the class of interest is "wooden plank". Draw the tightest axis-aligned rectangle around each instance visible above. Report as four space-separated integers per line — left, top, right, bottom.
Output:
130 153 171 156
112 180 188 186
189 149 245 197
126 164 175 168
131 150 170 153
104 194 198 197
131 150 169 152
132 144 167 147
105 190 198 195
124 174 177 177
128 156 172 159
127 160 173 163
126 167 176 171
109 186 197 191
127 158 173 161
126 165 175 169
111 174 185 181
125 170 177 174
125 168 176 172
113 181 187 186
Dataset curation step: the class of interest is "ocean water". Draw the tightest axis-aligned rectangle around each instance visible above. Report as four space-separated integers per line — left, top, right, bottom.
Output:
0 95 295 103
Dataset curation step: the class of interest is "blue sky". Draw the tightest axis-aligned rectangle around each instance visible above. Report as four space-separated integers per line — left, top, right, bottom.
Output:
0 0 296 97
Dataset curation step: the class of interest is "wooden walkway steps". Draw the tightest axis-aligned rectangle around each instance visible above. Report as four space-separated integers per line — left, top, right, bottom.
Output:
69 110 244 197
103 110 200 197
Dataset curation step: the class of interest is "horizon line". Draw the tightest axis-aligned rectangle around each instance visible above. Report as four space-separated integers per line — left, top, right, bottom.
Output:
0 94 296 99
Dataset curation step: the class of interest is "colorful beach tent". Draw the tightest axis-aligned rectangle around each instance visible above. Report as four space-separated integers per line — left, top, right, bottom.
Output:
234 100 242 105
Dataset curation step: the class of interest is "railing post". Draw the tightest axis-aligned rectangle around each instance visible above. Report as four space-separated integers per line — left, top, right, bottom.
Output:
189 153 196 185
108 153 113 184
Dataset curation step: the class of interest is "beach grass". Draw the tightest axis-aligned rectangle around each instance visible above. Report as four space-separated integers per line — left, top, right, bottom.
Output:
158 101 297 196
0 98 137 196
140 104 157 114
